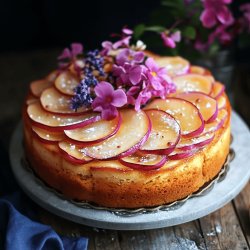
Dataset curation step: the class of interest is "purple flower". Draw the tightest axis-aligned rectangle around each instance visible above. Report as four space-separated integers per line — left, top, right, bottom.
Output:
112 63 145 85
122 28 133 35
134 89 152 111
58 43 83 60
145 58 170 90
100 41 113 56
112 36 131 50
161 31 181 48
200 0 234 28
126 86 141 105
92 81 127 120
116 48 145 66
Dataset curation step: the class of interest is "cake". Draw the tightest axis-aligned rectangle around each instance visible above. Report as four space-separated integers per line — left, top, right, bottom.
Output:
23 28 231 208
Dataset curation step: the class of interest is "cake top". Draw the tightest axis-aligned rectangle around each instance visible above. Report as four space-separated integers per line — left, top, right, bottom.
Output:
26 28 229 171
56 28 178 120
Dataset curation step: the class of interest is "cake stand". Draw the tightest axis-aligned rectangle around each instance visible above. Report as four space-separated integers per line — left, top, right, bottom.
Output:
9 111 250 230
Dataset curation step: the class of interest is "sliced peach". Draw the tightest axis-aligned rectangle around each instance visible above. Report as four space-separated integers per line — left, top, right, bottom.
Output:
177 132 215 150
30 79 53 97
203 109 228 134
173 74 213 94
144 98 204 138
46 70 59 82
64 112 121 144
217 95 226 109
58 141 92 164
168 148 197 160
119 152 167 170
210 82 225 99
154 56 190 76
32 126 65 143
40 87 89 115
27 102 100 131
54 71 80 96
174 92 218 123
82 109 151 159
140 109 180 155
189 66 212 75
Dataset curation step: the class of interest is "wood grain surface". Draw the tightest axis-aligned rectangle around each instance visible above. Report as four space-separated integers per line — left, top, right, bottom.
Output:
1 50 250 250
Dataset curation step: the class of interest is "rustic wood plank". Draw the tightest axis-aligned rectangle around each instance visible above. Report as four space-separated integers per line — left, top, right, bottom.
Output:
118 230 151 250
232 180 250 247
38 206 121 250
199 202 248 250
173 221 207 249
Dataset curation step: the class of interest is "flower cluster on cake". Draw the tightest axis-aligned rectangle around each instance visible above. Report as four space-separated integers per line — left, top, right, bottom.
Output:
23 28 231 208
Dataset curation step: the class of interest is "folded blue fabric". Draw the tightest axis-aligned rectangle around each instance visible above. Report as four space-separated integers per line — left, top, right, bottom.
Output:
0 144 88 250
0 192 88 250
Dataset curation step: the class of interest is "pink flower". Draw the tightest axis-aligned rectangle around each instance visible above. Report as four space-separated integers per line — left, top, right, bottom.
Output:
122 27 133 35
135 89 152 111
100 28 133 55
112 63 145 85
112 36 131 50
161 31 181 48
116 48 145 66
100 41 113 56
145 58 171 91
58 43 83 60
92 81 127 120
200 0 234 28
126 86 141 105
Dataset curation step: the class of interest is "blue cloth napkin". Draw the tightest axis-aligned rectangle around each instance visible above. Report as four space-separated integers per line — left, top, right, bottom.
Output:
0 143 88 250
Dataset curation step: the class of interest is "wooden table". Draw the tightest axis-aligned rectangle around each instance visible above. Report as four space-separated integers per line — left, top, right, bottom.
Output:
1 50 250 250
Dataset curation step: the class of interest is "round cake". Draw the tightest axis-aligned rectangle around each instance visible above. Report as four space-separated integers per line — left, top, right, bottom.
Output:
23 29 231 208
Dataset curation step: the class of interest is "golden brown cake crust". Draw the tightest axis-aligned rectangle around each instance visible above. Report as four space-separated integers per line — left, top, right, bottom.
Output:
23 97 231 208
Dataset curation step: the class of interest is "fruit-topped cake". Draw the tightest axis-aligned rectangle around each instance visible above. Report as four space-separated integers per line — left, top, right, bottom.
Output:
23 28 231 208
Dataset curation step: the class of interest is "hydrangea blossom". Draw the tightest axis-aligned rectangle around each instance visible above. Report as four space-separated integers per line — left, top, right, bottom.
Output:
92 81 127 120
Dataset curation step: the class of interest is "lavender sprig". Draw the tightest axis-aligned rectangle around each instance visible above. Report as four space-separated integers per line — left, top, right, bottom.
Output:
71 79 93 111
84 49 105 77
71 49 105 111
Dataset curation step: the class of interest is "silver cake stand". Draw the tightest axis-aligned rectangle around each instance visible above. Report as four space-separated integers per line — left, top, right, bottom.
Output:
9 111 250 230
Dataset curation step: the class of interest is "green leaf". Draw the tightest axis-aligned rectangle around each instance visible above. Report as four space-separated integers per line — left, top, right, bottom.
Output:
183 26 196 39
144 26 166 33
133 24 145 39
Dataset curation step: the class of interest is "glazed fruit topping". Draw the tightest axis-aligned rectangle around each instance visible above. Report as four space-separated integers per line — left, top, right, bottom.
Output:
174 92 218 123
140 109 180 155
58 141 93 164
54 71 79 96
40 87 88 114
27 102 100 130
30 79 53 97
144 98 204 138
82 109 151 159
64 112 121 144
119 152 167 170
154 56 190 76
173 74 213 94
32 126 65 143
